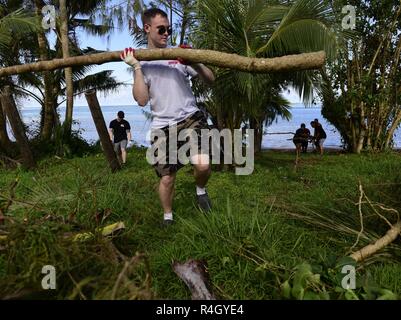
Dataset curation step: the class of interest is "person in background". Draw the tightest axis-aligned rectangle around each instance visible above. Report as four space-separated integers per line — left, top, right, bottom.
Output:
300 123 311 153
109 111 132 165
310 120 327 155
293 123 311 160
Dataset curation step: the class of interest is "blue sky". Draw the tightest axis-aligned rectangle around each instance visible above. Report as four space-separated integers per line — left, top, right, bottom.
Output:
23 0 302 108
73 29 136 106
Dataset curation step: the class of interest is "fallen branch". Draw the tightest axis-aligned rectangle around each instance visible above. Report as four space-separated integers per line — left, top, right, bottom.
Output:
0 49 326 77
350 221 401 263
348 184 401 262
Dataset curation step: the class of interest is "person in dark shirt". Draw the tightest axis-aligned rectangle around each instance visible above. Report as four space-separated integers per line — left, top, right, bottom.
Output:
293 123 311 158
109 111 132 165
300 124 311 153
310 120 327 155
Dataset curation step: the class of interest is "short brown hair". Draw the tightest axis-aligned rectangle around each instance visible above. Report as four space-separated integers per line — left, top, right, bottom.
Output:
142 8 168 25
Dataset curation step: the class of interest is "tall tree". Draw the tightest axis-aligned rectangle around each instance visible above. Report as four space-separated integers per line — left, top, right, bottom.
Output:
59 0 74 136
34 0 55 140
321 0 401 152
0 1 40 155
19 0 122 142
194 0 339 153
1 86 36 169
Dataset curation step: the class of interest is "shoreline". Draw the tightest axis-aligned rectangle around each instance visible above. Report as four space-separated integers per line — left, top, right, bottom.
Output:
262 147 401 153
261 147 346 155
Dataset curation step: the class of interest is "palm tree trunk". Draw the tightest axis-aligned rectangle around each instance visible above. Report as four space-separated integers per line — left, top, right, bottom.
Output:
35 0 54 141
85 90 121 173
0 86 36 169
0 50 326 77
179 16 188 46
168 0 174 46
250 118 263 154
60 0 74 136
179 1 190 45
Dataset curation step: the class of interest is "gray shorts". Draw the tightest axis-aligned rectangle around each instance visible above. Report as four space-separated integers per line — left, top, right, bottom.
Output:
114 140 127 152
150 111 210 177
317 138 325 147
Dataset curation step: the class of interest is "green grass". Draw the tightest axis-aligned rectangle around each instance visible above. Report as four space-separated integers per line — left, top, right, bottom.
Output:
0 148 400 299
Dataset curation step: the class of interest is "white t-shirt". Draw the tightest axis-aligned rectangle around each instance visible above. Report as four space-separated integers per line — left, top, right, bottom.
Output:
138 60 199 129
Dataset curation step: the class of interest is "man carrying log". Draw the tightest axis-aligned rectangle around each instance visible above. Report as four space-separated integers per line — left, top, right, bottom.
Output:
120 8 215 226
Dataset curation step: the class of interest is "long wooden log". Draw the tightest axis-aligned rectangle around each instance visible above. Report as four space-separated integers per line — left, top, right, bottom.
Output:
0 49 326 77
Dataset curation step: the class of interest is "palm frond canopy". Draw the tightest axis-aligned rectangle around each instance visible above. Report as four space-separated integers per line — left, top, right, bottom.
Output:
0 7 40 51
197 0 339 58
195 0 342 105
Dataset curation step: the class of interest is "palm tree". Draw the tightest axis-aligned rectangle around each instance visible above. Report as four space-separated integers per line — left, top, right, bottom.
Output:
14 47 122 134
0 1 40 154
18 0 122 141
194 0 340 153
0 0 128 160
57 0 118 136
59 0 74 137
34 0 57 140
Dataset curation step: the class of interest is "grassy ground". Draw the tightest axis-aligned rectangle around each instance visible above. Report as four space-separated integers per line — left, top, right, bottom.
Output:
0 148 400 299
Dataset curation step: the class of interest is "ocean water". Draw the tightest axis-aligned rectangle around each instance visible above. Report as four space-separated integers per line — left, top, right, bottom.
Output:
11 104 401 149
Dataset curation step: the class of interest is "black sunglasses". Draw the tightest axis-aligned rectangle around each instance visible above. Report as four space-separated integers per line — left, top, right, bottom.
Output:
156 25 173 35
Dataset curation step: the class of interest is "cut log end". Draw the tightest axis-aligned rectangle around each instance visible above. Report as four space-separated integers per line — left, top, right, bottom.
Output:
172 259 216 300
349 221 401 263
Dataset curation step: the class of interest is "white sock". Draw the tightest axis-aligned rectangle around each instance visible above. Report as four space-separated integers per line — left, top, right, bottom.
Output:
196 186 206 195
164 212 173 221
